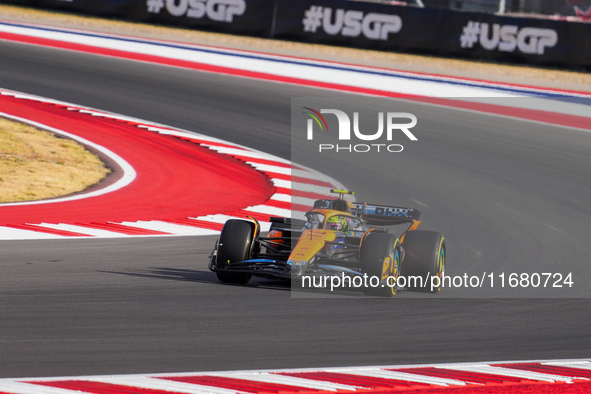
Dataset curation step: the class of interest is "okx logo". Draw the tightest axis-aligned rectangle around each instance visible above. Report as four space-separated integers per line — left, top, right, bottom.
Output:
302 108 417 153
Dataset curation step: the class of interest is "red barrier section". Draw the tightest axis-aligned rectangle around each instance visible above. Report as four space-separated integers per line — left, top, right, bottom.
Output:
0 94 274 226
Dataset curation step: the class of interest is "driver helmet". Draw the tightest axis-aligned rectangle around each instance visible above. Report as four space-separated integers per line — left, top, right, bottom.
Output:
326 215 348 232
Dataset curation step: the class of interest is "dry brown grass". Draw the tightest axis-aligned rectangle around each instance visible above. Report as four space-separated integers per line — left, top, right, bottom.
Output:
0 117 110 203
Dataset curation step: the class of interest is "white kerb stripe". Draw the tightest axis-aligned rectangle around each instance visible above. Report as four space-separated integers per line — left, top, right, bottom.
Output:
118 221 219 236
211 372 359 391
269 193 317 206
544 361 591 370
271 179 335 195
247 163 291 176
83 376 243 394
445 364 574 382
0 227 61 240
241 205 292 217
190 214 244 224
34 223 127 238
347 369 465 386
0 381 82 394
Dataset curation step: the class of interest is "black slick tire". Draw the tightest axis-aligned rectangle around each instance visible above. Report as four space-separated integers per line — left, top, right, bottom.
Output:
400 230 446 293
215 219 254 285
359 232 400 297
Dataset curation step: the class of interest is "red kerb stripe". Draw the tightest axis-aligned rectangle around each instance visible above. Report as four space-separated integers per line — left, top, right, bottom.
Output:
158 375 321 393
274 188 333 201
4 224 89 237
233 156 293 168
266 173 334 188
277 371 430 389
392 367 532 384
492 363 591 379
28 380 184 394
224 210 272 223
77 222 171 235
165 218 224 231
264 199 311 213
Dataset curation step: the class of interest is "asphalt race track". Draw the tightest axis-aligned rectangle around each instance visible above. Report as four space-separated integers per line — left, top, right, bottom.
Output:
0 39 590 379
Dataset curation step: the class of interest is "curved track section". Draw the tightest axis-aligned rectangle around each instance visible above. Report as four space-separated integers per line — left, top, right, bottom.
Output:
0 22 590 379
0 89 343 239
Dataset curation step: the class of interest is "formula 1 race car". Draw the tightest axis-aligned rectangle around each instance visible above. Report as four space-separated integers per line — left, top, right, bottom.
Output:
209 190 446 296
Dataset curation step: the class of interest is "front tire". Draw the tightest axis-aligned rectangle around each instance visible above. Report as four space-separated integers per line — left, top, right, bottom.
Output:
360 232 400 297
214 220 254 285
400 230 446 293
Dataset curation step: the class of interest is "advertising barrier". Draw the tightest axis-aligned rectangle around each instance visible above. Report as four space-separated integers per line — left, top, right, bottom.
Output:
142 0 274 36
5 0 590 68
274 0 590 68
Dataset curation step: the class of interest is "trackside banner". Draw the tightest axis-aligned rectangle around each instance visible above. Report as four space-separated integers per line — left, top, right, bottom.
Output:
274 1 440 52
20 0 275 36
435 9 590 67
273 0 591 68
6 0 591 67
143 0 274 36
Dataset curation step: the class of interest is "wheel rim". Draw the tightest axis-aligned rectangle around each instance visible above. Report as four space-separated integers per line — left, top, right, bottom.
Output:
390 248 400 296
437 246 445 278
434 242 445 292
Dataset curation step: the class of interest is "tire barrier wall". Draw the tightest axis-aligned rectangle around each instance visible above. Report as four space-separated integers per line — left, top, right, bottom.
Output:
4 0 590 69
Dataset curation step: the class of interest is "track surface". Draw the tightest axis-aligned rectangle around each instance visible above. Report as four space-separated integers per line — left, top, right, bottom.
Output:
0 39 590 378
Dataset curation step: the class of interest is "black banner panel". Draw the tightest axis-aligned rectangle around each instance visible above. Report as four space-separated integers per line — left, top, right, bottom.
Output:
442 10 591 68
6 0 591 68
15 0 275 36
274 1 439 52
141 0 275 36
273 1 591 68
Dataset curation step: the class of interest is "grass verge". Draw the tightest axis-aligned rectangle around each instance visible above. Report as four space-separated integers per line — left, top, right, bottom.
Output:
0 117 111 203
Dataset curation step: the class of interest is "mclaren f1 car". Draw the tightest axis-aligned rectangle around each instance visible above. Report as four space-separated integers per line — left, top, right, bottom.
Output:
209 190 446 296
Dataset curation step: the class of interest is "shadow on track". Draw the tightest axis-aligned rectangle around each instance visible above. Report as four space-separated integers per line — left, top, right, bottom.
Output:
99 267 294 292
98 267 374 296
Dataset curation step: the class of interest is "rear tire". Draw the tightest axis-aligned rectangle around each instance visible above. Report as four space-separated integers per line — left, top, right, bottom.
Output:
360 232 400 297
214 220 254 285
400 231 446 293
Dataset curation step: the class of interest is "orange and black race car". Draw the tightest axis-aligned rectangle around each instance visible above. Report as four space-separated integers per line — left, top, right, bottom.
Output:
209 190 446 296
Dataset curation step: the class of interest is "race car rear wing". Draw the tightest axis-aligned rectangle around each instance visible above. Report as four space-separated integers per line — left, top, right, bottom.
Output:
351 202 421 225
